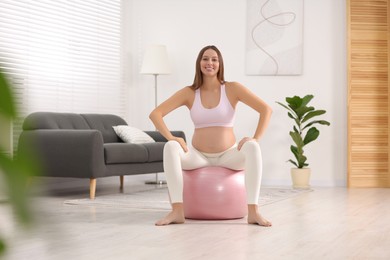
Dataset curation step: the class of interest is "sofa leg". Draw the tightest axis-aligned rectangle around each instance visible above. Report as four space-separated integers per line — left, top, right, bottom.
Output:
120 175 124 189
90 178 96 200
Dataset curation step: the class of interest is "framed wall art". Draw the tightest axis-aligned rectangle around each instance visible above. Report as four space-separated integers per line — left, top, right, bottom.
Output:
246 0 304 75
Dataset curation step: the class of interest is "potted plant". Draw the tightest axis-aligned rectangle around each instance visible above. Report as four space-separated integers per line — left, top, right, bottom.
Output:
276 95 330 189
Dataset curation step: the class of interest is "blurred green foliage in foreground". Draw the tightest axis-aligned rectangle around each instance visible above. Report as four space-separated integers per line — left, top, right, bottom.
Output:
0 68 40 256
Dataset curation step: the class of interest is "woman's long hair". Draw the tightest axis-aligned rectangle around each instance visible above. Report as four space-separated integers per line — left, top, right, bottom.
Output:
190 45 225 90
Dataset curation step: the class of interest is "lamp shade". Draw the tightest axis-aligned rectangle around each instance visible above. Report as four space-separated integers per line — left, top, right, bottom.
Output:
140 45 171 75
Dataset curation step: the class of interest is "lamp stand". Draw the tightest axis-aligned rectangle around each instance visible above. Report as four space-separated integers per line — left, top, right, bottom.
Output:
145 74 167 185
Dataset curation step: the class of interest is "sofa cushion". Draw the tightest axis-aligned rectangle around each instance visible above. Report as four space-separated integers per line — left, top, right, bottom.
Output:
104 142 165 164
82 114 127 143
104 143 148 164
23 112 90 130
143 142 165 162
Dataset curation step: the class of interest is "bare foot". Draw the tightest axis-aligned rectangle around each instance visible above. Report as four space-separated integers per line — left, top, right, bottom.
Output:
247 204 272 227
155 203 185 226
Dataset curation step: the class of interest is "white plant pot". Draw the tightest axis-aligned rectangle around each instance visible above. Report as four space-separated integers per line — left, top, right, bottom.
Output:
291 168 311 189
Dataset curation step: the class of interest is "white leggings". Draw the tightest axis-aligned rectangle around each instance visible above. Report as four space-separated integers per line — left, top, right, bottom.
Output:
163 140 263 204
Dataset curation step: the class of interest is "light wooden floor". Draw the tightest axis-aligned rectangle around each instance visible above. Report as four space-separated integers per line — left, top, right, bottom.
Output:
1 175 390 260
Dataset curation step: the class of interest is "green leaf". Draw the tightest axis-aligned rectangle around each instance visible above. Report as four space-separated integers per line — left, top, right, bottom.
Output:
294 118 301 129
295 106 314 120
287 159 298 167
290 131 304 148
301 95 314 107
0 69 17 118
290 145 299 159
286 95 314 111
303 127 320 146
275 101 292 111
276 101 297 118
302 110 326 123
298 155 308 168
290 145 302 167
286 96 302 110
0 154 33 225
0 237 5 255
287 112 296 120
302 120 330 130
291 145 307 168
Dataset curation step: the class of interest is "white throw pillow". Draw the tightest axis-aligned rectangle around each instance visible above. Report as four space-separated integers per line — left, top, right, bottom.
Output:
113 125 155 144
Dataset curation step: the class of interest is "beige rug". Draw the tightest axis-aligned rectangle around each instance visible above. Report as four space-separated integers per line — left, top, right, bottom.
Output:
64 187 312 210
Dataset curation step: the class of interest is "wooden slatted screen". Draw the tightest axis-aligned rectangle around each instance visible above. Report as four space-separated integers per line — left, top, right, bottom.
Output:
348 0 390 187
388 0 390 187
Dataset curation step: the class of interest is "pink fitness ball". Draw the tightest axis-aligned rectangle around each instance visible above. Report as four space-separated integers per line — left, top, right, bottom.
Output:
183 166 247 220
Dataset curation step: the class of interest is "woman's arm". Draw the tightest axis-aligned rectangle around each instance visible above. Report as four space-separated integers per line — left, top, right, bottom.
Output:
228 81 273 142
149 87 193 151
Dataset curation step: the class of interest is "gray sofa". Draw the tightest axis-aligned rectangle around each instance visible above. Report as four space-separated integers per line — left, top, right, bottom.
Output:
17 112 185 199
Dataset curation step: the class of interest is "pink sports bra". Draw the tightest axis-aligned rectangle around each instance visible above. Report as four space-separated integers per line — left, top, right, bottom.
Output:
190 84 235 129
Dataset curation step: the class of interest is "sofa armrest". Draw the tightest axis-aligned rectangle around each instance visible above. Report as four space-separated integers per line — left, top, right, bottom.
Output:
144 131 186 142
17 129 106 178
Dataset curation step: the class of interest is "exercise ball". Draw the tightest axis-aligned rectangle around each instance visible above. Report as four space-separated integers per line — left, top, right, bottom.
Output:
183 166 247 220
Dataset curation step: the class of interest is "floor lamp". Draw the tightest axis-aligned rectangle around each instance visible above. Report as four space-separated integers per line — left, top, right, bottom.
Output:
140 44 171 185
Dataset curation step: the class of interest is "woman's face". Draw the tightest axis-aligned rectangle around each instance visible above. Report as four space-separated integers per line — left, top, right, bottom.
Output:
200 48 219 77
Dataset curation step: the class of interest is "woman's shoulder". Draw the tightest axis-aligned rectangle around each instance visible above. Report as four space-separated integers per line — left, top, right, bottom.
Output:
173 86 194 95
173 86 195 102
180 86 196 95
164 86 195 108
224 82 253 102
224 81 245 92
185 85 195 91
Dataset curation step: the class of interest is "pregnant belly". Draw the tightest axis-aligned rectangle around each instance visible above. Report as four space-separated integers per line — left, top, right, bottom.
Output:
192 127 236 153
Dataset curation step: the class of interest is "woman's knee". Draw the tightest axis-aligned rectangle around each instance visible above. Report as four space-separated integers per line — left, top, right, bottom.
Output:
241 140 261 155
164 140 183 154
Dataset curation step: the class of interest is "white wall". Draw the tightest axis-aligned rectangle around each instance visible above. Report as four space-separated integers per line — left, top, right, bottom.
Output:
125 0 347 187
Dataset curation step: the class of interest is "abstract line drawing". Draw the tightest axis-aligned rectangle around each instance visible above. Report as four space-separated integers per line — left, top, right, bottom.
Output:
246 0 303 75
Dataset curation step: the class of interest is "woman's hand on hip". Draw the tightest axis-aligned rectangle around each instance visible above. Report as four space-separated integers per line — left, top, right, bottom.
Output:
173 137 188 152
238 137 256 151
